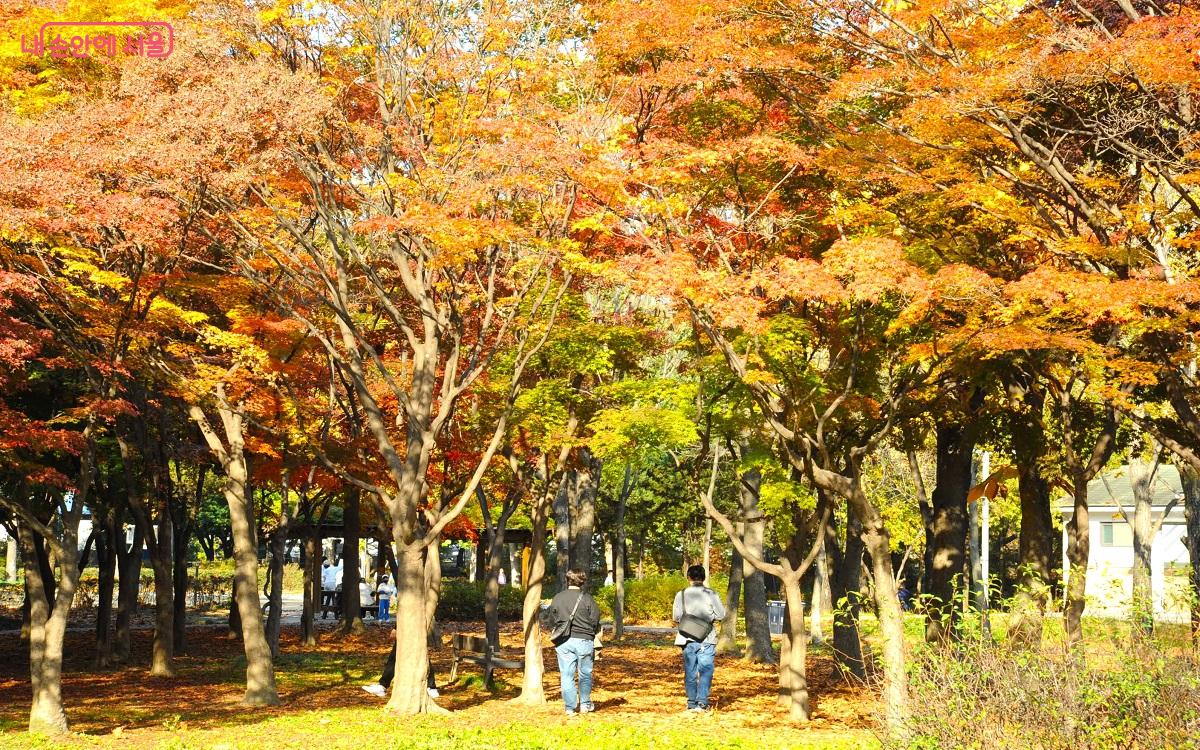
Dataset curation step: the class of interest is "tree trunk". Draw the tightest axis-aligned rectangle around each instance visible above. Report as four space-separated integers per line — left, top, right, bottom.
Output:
340 490 364 635
740 467 774 663
717 542 742 654
1010 448 1054 648
613 469 631 642
568 452 600 575
147 514 175 677
1009 384 1053 649
424 534 442 648
301 530 320 646
227 575 242 638
5 531 16 580
854 493 910 732
554 478 570 591
777 575 810 721
20 524 80 735
484 525 508 651
190 400 279 706
810 543 830 645
114 522 144 664
94 517 117 668
1181 466 1200 641
925 423 974 644
384 541 440 715
1129 456 1156 637
826 502 865 679
266 530 286 657
515 494 550 705
172 518 190 654
1064 475 1090 648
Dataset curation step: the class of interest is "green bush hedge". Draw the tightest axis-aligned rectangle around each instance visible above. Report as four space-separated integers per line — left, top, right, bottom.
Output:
436 580 524 622
595 573 728 623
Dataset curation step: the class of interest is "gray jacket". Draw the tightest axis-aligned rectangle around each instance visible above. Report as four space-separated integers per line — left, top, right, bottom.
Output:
672 584 726 646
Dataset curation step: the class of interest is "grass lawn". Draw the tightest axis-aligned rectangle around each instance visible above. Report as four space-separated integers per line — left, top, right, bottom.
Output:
0 623 878 749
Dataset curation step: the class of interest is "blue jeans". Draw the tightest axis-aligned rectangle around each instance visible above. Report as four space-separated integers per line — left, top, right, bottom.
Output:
555 637 594 712
378 599 390 621
682 641 715 708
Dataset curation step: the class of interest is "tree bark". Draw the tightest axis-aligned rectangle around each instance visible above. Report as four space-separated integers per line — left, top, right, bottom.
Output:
826 501 865 679
1009 384 1053 649
172 517 189 654
568 451 600 575
515 491 550 705
302 529 320 646
384 541 440 714
810 543 830 645
554 478 570 591
190 399 279 706
613 464 633 641
114 522 144 663
1181 466 1200 641
925 423 974 644
94 515 117 668
1129 455 1157 636
1064 475 1089 647
147 514 175 676
717 542 742 654
424 534 442 648
740 468 774 663
265 529 286 657
778 574 810 721
340 489 364 635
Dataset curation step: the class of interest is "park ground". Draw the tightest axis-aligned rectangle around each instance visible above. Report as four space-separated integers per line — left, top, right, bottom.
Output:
0 620 877 750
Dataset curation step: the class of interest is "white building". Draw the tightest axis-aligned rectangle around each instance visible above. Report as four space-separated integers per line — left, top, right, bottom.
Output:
1059 464 1192 622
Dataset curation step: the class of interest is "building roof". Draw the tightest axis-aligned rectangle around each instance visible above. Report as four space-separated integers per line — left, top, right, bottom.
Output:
1059 463 1184 510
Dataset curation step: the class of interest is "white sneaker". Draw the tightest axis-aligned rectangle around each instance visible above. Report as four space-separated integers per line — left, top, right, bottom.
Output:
361 684 386 697
427 687 440 697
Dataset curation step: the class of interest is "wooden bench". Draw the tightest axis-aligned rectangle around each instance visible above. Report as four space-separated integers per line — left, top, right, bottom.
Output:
448 634 524 687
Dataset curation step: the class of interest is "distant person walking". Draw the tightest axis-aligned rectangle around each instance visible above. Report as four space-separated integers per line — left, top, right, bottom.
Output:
376 574 396 623
672 565 725 713
549 569 601 716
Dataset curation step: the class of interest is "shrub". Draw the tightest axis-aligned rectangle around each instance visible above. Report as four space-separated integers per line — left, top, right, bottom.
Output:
886 637 1200 750
595 573 728 623
436 580 524 622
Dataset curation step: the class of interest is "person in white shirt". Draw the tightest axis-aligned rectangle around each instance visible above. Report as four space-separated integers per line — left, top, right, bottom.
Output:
376 575 396 623
672 565 726 713
358 579 375 618
321 560 338 619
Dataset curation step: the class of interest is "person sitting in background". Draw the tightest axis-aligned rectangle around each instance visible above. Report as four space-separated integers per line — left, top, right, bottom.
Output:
358 578 375 619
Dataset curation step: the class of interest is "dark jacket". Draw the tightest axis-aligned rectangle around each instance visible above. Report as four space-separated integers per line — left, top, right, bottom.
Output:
549 587 600 641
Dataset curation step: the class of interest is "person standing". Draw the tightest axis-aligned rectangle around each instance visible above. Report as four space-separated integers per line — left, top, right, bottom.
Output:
672 565 725 713
376 574 396 623
549 569 601 716
321 559 338 619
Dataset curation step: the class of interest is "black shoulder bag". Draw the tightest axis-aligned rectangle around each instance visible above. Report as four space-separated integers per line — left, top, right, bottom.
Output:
550 591 584 646
677 589 714 643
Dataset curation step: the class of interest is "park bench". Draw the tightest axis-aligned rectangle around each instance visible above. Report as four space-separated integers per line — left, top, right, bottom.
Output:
448 634 523 687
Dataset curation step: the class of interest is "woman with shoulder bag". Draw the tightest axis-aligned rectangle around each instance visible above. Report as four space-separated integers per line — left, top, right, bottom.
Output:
548 569 601 716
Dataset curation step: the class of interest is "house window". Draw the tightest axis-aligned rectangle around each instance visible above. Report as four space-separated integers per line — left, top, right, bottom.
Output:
1100 522 1132 547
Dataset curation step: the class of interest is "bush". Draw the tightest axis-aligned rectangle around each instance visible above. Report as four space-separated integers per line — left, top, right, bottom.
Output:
436 580 524 622
595 573 728 623
887 637 1200 750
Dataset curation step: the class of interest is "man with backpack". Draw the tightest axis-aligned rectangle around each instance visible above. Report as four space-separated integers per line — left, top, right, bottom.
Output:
672 565 725 713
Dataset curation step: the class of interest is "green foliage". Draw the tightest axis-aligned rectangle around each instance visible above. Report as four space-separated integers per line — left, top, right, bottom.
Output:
436 580 524 622
595 573 728 622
